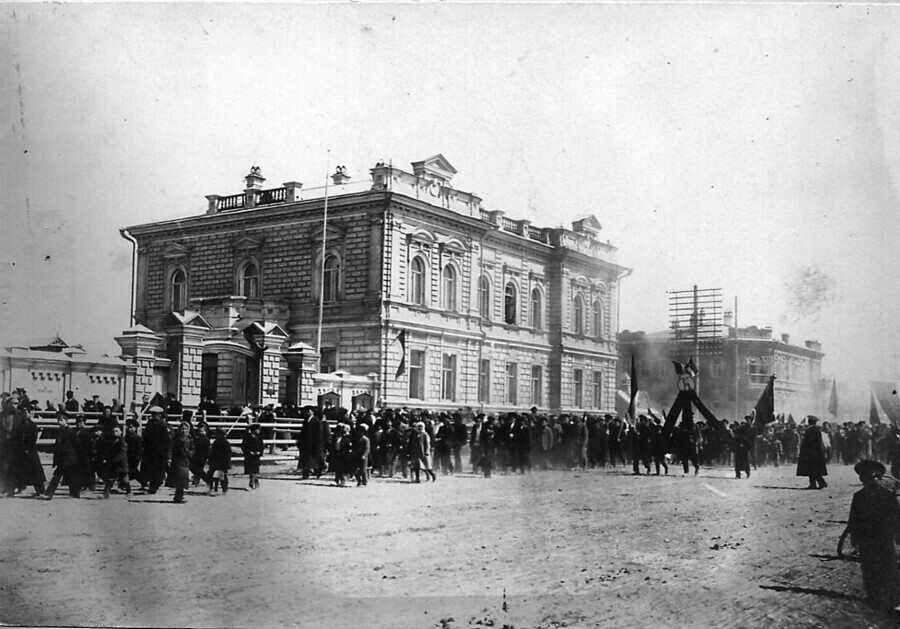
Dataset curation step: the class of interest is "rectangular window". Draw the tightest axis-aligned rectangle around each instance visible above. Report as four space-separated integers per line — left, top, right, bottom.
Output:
531 365 543 407
409 350 426 400
320 348 337 374
441 354 457 401
574 368 583 407
710 358 723 379
478 359 491 404
506 362 518 405
593 370 603 408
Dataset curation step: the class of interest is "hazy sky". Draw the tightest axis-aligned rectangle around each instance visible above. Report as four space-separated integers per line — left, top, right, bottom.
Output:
2 3 899 399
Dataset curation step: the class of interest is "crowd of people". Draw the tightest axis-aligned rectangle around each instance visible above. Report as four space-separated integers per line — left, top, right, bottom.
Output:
0 388 266 502
4 386 900 498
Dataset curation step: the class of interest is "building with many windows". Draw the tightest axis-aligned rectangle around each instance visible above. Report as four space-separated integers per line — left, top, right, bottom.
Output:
118 155 630 413
618 315 827 420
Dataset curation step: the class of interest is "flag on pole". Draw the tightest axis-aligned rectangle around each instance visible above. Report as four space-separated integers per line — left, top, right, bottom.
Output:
627 354 638 419
828 378 838 417
753 375 776 428
870 390 882 425
393 330 407 378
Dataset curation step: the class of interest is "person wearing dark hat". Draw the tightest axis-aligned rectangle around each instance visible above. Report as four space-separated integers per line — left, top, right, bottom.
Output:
207 427 232 493
97 424 131 499
190 422 211 488
141 406 171 494
733 418 754 479
42 410 83 500
124 419 144 491
796 416 828 489
846 459 900 611
241 423 264 489
10 402 46 496
165 421 194 503
64 390 79 414
0 391 18 497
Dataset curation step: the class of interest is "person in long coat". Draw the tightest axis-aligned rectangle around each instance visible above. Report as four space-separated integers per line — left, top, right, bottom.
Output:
298 408 326 479
353 423 371 487
124 419 143 490
141 406 171 494
43 410 82 499
190 422 211 487
733 420 753 479
796 416 828 489
98 424 131 498
241 423 264 489
207 427 232 493
846 459 900 610
11 403 46 496
166 421 194 503
409 421 436 483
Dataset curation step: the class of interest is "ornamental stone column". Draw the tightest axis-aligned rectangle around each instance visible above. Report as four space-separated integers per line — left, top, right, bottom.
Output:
161 312 211 409
115 325 163 407
284 342 319 406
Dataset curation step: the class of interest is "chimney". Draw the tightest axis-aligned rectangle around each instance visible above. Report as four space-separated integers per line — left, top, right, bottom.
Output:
781 333 790 344
331 165 351 186
723 310 734 328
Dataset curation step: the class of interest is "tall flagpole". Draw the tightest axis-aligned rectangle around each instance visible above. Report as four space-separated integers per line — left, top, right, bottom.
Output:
316 151 331 371
734 295 739 420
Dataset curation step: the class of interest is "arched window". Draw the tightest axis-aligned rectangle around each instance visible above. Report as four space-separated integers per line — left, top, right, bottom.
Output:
441 265 457 311
478 276 491 321
410 256 426 305
322 254 339 303
171 269 187 312
531 288 542 330
573 295 585 335
504 282 517 325
592 300 603 339
239 260 260 298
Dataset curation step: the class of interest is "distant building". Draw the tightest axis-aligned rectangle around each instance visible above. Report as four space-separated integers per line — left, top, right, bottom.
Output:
0 337 130 407
119 155 631 412
618 316 827 420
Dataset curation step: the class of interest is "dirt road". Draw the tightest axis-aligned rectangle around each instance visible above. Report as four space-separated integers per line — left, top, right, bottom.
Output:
0 463 891 628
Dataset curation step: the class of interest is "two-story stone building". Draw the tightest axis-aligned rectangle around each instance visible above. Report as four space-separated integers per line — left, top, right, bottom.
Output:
118 155 631 413
618 316 827 420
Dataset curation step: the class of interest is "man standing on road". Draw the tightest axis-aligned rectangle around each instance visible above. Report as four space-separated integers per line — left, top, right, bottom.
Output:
846 459 900 611
42 410 82 500
796 416 828 489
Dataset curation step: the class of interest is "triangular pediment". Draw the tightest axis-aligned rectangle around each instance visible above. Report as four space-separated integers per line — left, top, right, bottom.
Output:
162 241 190 259
231 233 264 251
243 321 288 339
160 310 212 330
411 154 457 183
572 215 602 236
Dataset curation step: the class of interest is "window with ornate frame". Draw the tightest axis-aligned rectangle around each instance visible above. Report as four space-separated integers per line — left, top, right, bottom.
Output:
592 300 603 339
573 295 585 335
410 256 427 306
171 268 188 312
478 275 491 321
441 264 458 312
238 259 260 298
531 288 543 330
504 282 517 325
322 254 340 303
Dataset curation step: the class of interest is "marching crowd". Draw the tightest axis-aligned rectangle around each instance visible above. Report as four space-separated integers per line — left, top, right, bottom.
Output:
0 388 265 503
4 385 900 500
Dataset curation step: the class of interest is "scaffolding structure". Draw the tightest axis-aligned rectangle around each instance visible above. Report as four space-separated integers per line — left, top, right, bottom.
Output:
667 286 723 394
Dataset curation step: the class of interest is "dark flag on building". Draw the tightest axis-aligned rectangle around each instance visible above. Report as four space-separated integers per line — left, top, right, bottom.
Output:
393 330 407 378
627 354 638 419
753 375 776 428
828 378 838 418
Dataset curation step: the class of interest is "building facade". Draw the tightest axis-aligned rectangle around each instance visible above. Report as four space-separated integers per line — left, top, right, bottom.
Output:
119 155 630 413
618 319 827 421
